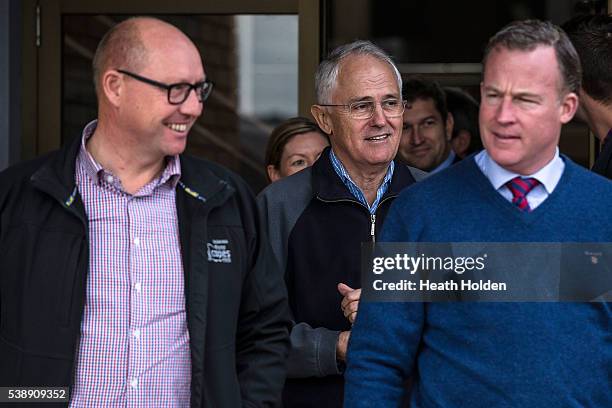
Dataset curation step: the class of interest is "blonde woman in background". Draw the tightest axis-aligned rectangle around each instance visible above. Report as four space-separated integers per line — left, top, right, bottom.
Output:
265 117 329 182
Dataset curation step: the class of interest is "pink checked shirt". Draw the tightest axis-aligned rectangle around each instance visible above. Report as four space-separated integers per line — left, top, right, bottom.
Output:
69 121 191 407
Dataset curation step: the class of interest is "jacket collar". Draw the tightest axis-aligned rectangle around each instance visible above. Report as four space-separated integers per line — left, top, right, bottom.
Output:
312 147 416 202
30 133 84 210
178 156 235 206
29 129 235 210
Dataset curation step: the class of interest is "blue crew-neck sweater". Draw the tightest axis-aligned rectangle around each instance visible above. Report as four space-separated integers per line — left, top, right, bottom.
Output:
344 157 612 407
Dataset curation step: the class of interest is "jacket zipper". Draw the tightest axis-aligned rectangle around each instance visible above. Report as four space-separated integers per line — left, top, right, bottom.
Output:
46 187 88 399
370 214 376 243
316 194 399 243
63 192 87 401
29 177 87 399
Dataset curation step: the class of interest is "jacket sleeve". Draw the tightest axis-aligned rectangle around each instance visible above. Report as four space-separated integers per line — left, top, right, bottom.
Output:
256 174 341 378
0 175 4 324
236 182 292 408
0 169 12 325
288 322 342 377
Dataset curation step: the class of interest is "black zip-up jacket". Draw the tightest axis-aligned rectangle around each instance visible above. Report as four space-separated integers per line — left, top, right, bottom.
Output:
257 149 425 407
0 135 291 407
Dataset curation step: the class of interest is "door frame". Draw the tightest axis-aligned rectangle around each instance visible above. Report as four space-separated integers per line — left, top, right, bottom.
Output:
22 0 321 159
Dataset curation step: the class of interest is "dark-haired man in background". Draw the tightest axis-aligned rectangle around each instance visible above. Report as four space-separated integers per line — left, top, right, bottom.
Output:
397 77 457 173
258 40 424 407
444 86 483 159
563 13 612 179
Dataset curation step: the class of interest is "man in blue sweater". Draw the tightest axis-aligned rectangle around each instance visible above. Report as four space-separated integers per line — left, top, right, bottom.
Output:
344 20 612 407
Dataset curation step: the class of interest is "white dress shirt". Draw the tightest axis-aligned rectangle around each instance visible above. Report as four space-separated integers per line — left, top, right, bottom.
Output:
474 148 564 210
430 150 456 174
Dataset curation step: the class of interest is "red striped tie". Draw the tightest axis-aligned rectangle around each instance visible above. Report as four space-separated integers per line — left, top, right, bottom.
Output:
505 177 540 212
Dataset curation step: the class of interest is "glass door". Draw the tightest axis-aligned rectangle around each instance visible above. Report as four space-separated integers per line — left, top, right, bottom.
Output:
24 0 320 192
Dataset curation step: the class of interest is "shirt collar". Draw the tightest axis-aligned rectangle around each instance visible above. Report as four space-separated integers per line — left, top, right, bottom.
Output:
79 120 104 184
476 148 564 194
430 150 456 174
329 148 395 213
78 119 181 190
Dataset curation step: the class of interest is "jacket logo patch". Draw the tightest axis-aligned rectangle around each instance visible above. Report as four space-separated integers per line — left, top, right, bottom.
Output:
207 239 232 263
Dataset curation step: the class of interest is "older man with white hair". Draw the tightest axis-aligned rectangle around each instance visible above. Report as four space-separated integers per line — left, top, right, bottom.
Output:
258 40 426 407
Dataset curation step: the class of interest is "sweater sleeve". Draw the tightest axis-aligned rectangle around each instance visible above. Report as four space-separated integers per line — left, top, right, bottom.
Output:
344 302 424 406
344 201 425 406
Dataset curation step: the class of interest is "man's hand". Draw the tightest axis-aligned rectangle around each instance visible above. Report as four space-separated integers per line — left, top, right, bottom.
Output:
336 330 351 362
338 283 361 325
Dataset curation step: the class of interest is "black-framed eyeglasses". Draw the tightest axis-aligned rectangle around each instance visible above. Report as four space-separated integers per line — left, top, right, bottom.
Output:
319 98 406 120
117 69 214 105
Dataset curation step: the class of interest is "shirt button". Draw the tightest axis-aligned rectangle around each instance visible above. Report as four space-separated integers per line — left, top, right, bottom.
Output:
133 329 141 339
106 175 113 183
134 283 142 293
133 237 140 246
130 378 138 389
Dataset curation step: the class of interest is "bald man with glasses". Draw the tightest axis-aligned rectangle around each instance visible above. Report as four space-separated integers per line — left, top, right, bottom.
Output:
257 40 426 407
0 17 290 407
